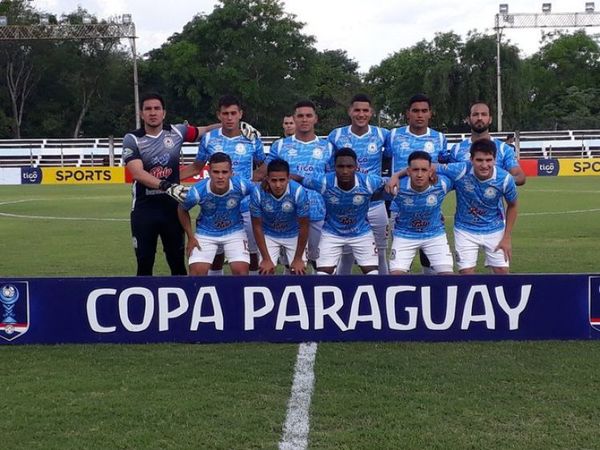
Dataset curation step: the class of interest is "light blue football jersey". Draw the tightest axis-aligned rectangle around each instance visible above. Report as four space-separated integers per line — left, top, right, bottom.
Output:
437 162 518 234
384 126 448 172
328 125 389 208
182 176 253 237
268 136 333 221
448 137 519 171
249 180 309 238
391 175 454 239
302 172 385 237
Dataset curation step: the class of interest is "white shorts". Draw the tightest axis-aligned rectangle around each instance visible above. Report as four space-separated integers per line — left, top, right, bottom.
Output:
188 230 250 265
263 235 307 265
389 234 454 273
317 231 378 268
307 220 323 261
217 211 257 256
342 203 388 255
454 228 509 270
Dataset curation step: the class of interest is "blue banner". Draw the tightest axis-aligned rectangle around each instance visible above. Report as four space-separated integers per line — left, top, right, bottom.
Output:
1 275 599 345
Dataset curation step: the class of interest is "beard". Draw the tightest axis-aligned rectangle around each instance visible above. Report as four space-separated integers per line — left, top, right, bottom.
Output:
470 121 490 134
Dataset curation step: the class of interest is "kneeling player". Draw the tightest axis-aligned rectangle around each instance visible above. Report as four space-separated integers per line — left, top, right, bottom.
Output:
294 148 385 275
388 151 454 275
177 153 253 276
250 159 310 275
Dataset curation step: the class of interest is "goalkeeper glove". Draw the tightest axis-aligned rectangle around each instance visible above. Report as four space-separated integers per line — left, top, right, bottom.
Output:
240 121 261 141
158 180 189 204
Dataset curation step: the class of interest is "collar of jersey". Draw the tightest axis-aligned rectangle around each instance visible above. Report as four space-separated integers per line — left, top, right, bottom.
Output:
405 126 431 138
207 179 233 196
268 184 291 201
334 174 359 191
469 165 497 182
218 129 243 141
292 135 320 145
348 125 372 139
407 178 433 193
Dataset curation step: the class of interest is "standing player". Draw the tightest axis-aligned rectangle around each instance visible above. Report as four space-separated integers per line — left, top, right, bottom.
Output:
178 153 253 276
181 95 266 275
447 101 526 186
294 148 385 275
123 92 219 276
384 93 449 273
268 100 333 271
250 159 310 275
282 115 295 137
439 139 518 274
328 93 390 274
387 151 454 275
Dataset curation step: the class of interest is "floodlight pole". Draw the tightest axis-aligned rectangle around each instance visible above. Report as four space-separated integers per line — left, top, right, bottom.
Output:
494 8 600 132
0 20 140 128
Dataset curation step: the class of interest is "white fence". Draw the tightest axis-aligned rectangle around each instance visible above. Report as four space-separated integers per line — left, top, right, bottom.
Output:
1 130 600 168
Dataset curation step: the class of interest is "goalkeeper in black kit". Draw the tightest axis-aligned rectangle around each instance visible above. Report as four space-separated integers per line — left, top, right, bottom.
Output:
123 92 259 276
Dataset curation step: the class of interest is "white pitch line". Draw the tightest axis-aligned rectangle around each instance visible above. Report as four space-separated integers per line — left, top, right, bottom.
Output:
0 212 128 222
521 208 600 217
279 342 318 450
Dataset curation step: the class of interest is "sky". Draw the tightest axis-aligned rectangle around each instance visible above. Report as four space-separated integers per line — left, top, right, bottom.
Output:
34 0 595 71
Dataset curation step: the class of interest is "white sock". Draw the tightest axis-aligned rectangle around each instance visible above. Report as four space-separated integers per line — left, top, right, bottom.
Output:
366 270 379 275
208 269 223 276
335 253 354 275
378 251 389 275
316 271 330 275
249 270 259 276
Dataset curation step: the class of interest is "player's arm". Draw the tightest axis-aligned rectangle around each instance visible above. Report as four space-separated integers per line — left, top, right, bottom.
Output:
290 217 309 275
252 161 267 182
180 159 206 181
251 216 275 275
126 159 188 202
495 199 518 262
510 166 527 186
177 205 200 257
385 168 407 194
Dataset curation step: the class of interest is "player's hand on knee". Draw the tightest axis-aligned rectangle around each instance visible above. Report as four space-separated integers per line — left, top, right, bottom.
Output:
240 121 261 141
186 236 201 257
495 236 512 262
259 258 276 275
289 258 306 275
159 180 189 204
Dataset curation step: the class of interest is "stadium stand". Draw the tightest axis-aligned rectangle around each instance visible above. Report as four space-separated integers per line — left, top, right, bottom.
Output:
1 130 600 167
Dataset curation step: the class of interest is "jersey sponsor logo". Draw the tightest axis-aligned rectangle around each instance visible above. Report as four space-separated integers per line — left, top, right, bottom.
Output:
226 198 238 209
235 143 247 155
484 187 497 199
163 136 175 149
152 153 170 166
426 194 437 206
149 166 173 179
312 147 324 159
282 201 294 212
0 282 29 342
352 195 365 205
368 142 378 154
538 158 559 176
122 147 134 160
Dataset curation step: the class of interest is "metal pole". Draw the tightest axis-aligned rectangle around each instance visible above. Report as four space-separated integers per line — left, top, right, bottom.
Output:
495 15 503 132
130 24 140 129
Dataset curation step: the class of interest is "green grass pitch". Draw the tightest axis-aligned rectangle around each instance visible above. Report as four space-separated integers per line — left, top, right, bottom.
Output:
1 177 600 448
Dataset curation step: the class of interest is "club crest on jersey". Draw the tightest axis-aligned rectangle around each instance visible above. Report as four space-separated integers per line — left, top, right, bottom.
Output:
163 136 175 149
484 187 497 199
424 141 435 152
353 195 365 206
226 198 238 209
122 147 134 160
312 147 324 159
282 201 294 212
368 142 378 154
426 194 438 206
235 144 247 155
0 282 29 342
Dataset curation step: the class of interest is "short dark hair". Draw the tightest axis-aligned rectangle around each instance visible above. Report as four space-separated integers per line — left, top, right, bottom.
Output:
350 93 372 105
408 93 431 109
140 92 165 109
267 158 289 174
294 99 317 112
334 147 357 163
470 138 497 158
209 152 232 166
408 150 432 165
218 94 242 110
469 101 492 115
